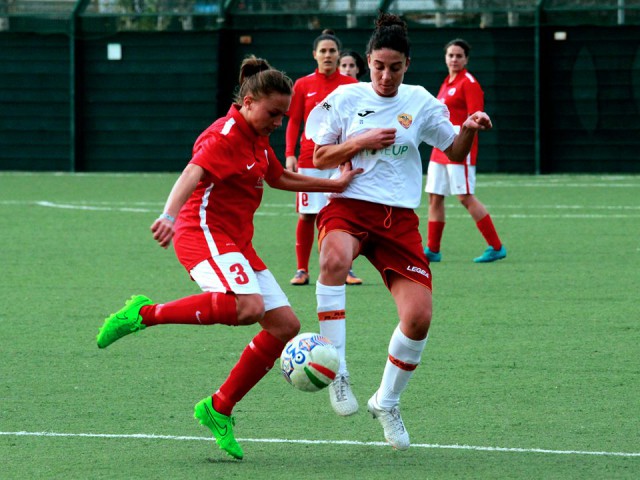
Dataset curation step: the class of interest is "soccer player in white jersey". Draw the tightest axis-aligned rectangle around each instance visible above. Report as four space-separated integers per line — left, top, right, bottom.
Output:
305 12 492 450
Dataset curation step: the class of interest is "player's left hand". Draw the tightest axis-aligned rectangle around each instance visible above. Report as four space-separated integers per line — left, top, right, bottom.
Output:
464 111 493 131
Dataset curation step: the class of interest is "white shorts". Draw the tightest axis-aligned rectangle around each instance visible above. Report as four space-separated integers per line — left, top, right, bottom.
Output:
190 253 290 312
296 167 337 214
425 161 476 196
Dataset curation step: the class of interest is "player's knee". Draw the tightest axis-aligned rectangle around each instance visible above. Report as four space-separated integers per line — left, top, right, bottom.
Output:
236 296 265 325
261 307 301 342
280 315 301 341
402 309 431 339
320 250 350 276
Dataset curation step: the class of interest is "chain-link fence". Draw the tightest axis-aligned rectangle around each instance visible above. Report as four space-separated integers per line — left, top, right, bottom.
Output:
1 0 639 32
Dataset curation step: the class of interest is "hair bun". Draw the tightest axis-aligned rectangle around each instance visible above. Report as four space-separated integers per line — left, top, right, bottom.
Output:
375 12 407 33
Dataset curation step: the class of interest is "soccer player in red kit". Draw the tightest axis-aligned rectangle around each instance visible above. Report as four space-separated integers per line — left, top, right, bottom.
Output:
285 29 361 286
424 38 506 263
96 56 361 460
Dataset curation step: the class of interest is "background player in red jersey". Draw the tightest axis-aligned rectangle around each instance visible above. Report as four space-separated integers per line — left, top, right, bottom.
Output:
285 29 362 286
96 56 361 461
424 38 506 263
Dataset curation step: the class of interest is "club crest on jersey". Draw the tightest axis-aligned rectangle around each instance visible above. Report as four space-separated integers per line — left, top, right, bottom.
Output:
448 87 457 96
397 113 413 129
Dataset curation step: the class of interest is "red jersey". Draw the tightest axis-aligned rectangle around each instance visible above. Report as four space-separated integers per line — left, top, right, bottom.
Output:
430 69 484 166
285 69 357 168
173 105 284 272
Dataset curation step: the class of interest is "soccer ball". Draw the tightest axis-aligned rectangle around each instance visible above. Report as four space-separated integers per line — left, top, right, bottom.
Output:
280 332 340 392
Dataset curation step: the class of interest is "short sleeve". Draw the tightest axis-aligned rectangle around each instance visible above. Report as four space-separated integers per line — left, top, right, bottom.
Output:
463 76 484 114
305 96 341 146
190 134 232 183
420 101 457 152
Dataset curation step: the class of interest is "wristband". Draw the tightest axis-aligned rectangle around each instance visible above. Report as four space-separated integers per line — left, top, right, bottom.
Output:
159 212 175 223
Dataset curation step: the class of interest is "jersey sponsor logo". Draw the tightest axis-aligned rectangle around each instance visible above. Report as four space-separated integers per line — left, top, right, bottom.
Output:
406 265 429 278
246 162 256 170
321 101 331 111
362 144 409 158
448 87 457 96
397 113 413 129
357 109 375 117
307 92 317 97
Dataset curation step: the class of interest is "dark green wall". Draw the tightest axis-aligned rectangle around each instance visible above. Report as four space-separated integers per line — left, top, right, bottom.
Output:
1 25 639 173
540 26 640 173
77 32 220 172
0 33 70 170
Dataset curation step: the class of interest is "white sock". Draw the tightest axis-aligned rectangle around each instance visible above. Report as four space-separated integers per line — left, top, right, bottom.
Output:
376 325 428 409
316 282 348 375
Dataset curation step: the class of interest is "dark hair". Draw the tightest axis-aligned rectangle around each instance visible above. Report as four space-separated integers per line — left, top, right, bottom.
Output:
366 12 410 58
444 38 471 57
235 55 293 103
313 28 342 51
339 50 367 79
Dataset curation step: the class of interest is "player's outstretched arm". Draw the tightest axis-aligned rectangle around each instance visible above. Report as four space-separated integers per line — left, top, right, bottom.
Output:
268 161 363 193
151 163 205 249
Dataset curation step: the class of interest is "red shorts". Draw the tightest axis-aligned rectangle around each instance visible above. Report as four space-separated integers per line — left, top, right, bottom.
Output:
316 198 432 291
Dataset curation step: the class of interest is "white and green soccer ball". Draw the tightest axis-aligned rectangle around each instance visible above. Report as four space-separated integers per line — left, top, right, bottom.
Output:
280 332 340 392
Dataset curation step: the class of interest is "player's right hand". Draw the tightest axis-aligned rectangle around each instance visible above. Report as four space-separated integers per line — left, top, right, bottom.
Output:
355 128 397 152
151 218 174 249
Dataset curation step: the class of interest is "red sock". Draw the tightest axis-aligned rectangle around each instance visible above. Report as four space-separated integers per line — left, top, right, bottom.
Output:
476 214 502 250
213 330 285 415
295 217 315 272
139 292 238 327
427 221 445 253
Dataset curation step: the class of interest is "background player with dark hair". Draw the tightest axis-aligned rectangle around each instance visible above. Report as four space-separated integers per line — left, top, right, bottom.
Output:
424 38 506 263
285 29 361 286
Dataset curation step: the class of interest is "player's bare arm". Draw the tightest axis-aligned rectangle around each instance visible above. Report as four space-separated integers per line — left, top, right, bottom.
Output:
151 163 205 249
268 161 363 193
313 128 397 169
444 111 492 163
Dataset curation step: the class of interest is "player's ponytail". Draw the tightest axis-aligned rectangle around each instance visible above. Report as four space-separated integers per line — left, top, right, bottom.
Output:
235 55 293 103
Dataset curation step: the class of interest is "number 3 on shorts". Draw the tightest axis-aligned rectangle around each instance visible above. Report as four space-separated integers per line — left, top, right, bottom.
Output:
230 263 249 285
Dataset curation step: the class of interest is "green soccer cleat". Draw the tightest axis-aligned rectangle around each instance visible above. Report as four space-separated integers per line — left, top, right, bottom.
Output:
424 247 442 263
194 396 244 460
96 295 152 348
473 245 507 263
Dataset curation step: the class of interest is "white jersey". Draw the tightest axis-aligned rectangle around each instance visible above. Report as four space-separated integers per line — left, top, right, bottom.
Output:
306 82 456 209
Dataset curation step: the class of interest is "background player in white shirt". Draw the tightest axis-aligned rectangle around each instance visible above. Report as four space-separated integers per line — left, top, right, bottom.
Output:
306 13 492 450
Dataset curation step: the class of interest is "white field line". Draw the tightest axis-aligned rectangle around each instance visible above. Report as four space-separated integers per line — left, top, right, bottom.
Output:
1 171 639 187
1 430 638 458
1 200 640 219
